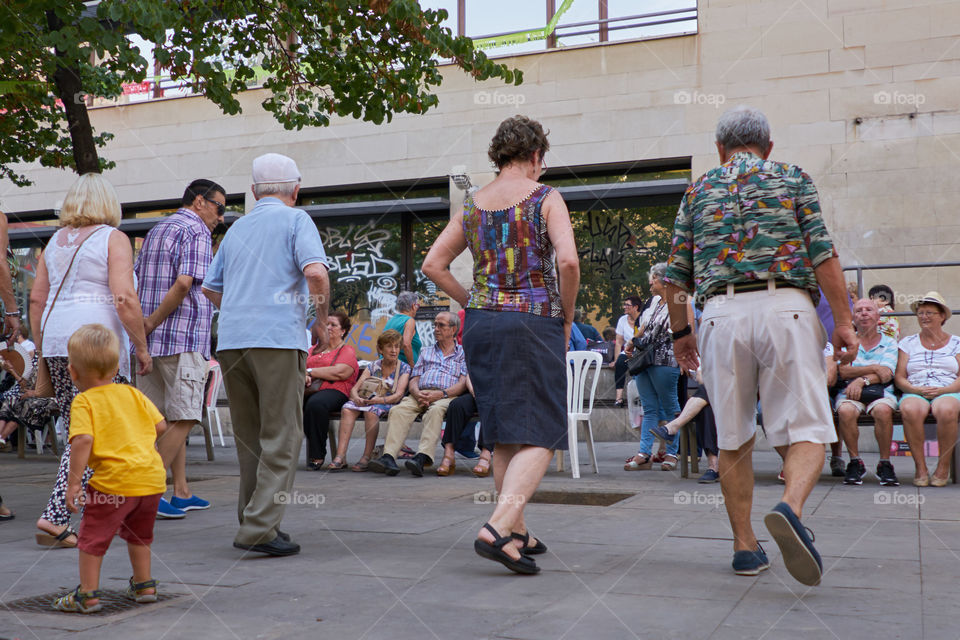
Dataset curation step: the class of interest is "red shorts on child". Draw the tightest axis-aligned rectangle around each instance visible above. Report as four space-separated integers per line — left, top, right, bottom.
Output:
77 489 162 556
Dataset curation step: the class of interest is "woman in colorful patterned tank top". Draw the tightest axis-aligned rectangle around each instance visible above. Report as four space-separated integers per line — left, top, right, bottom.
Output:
423 116 579 575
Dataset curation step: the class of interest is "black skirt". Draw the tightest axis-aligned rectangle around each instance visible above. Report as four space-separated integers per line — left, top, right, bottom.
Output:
463 309 568 450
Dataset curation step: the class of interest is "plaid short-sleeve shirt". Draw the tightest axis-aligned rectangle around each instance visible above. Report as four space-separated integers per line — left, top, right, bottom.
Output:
135 209 214 358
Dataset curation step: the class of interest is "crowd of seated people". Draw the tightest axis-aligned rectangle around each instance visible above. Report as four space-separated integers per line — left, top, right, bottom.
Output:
303 285 958 489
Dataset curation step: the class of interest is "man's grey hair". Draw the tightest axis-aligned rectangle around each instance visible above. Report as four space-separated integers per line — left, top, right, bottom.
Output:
252 181 299 199
439 310 459 332
649 262 668 283
396 291 419 313
715 105 771 153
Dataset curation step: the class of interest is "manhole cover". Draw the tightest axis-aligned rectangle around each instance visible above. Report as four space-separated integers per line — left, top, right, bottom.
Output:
3 589 181 616
529 490 635 506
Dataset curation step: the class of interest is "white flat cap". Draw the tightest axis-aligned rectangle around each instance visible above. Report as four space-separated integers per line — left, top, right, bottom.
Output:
252 153 301 184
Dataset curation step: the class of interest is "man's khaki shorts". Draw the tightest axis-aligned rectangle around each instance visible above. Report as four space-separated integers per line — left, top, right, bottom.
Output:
136 352 209 422
699 287 837 450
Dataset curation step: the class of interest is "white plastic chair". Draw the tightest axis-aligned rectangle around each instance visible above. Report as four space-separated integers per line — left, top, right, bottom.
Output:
204 362 225 447
559 350 602 478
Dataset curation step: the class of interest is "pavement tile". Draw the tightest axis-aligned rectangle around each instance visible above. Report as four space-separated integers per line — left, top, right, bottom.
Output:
1 442 958 639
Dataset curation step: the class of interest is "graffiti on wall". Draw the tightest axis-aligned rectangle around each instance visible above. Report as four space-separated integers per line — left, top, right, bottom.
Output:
319 221 399 289
576 210 635 281
319 221 446 359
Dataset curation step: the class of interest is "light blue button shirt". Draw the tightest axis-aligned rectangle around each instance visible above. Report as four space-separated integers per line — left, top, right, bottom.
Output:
204 197 327 351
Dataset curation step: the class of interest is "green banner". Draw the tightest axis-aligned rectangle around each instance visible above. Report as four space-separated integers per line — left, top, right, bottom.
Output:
472 0 575 50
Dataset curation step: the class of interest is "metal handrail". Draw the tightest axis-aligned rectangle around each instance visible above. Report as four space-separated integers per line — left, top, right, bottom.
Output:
843 261 960 317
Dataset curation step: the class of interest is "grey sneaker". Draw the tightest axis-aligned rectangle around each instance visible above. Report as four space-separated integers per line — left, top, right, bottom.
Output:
830 456 846 477
732 543 770 576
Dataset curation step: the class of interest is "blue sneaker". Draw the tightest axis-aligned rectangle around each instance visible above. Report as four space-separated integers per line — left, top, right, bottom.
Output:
732 543 770 576
170 495 210 512
764 501 822 586
650 424 676 445
157 498 186 519
698 469 720 484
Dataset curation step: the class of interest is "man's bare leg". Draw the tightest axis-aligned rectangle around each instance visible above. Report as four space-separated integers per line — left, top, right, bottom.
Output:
719 435 757 552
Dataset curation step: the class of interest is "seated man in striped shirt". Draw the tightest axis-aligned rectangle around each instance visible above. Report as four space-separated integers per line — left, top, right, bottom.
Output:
369 311 468 477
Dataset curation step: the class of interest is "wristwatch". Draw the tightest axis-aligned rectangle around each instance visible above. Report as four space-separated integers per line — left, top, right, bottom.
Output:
442 389 448 398
671 325 692 340
861 377 870 385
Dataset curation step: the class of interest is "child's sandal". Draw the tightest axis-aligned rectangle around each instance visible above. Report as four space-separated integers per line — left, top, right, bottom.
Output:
125 577 159 603
52 586 102 613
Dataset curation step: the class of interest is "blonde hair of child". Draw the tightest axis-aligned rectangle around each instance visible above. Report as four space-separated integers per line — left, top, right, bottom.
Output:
68 324 120 378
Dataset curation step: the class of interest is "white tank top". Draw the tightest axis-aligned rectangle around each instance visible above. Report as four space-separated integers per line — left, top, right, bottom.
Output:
40 225 130 379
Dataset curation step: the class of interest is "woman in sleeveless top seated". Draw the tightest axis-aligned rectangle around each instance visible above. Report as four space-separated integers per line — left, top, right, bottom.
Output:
894 292 960 487
29 173 152 548
423 116 579 575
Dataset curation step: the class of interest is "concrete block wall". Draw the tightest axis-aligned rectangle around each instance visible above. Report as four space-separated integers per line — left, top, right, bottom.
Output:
4 0 959 319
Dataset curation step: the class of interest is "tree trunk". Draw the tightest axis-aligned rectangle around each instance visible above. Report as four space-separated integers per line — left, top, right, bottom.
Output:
46 10 100 175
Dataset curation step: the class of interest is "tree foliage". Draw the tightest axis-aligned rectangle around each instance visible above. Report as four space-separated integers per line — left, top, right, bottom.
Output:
0 0 522 186
571 205 676 329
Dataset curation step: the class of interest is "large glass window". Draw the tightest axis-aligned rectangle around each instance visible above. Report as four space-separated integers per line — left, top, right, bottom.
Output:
418 1 459 34
607 0 697 42
554 1 600 48
571 203 678 335
466 0 548 55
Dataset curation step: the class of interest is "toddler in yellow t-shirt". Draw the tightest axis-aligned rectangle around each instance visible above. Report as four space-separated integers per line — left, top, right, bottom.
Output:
52 324 167 614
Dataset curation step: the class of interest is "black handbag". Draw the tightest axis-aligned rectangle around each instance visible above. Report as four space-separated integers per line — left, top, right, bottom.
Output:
835 378 886 405
626 327 660 376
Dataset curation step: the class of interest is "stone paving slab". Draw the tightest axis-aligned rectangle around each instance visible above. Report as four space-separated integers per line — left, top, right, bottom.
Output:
1 442 959 639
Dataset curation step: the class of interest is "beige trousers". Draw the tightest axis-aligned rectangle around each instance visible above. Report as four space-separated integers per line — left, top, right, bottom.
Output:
218 348 306 546
383 395 454 463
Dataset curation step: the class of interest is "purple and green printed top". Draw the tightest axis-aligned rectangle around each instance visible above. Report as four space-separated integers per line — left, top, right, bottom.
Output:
462 183 562 318
663 151 837 305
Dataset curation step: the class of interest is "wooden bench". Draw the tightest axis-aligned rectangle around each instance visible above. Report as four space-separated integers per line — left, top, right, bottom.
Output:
675 411 952 482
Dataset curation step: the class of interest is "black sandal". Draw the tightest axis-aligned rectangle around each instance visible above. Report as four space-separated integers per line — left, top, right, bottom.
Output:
512 531 548 555
474 523 540 575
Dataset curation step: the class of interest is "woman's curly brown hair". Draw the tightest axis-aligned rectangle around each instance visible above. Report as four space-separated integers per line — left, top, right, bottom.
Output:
487 115 550 170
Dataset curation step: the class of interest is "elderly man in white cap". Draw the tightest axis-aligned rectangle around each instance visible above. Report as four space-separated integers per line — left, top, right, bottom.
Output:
203 153 330 557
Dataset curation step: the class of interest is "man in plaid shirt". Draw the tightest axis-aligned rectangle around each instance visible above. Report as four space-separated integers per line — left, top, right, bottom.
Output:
135 179 225 519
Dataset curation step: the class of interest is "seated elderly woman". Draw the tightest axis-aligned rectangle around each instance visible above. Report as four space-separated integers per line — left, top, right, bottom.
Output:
327 329 411 472
894 292 960 487
0 353 58 450
303 311 359 470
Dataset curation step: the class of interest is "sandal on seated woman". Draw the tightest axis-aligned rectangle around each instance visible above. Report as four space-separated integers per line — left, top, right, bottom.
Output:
624 453 652 470
661 453 679 472
350 455 370 472
328 457 348 471
472 451 492 477
436 453 456 476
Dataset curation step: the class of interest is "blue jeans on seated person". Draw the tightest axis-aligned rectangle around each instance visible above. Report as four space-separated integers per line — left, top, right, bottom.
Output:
635 365 681 456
